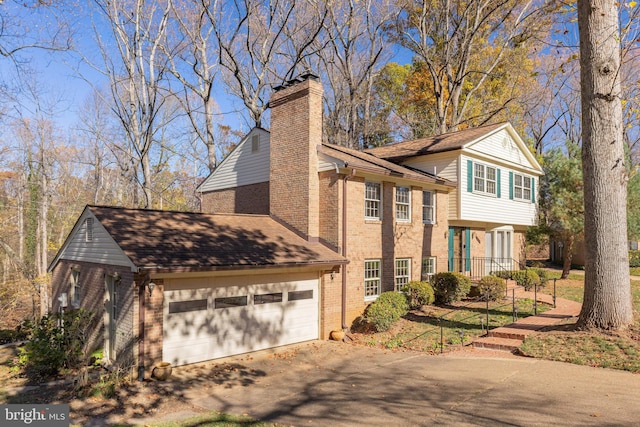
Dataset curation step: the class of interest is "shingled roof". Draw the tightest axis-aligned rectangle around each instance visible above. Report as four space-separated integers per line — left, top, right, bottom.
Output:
89 206 346 272
319 143 455 187
365 122 507 162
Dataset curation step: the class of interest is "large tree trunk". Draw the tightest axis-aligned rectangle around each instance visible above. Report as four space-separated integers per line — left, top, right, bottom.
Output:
577 0 633 329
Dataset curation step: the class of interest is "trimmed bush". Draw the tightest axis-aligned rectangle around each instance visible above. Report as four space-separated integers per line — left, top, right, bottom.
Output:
512 269 540 291
630 250 640 268
477 276 506 301
528 267 550 287
402 281 435 309
364 292 409 332
432 272 471 305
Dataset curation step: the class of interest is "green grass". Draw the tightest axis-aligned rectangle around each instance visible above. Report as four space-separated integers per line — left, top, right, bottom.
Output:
358 298 549 353
521 277 640 373
631 267 640 276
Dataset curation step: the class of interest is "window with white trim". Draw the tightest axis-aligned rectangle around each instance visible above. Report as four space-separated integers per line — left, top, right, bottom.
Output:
395 258 411 291
364 260 381 299
395 186 411 222
513 173 532 201
474 163 497 195
422 190 435 224
421 257 436 281
365 181 381 220
70 269 80 307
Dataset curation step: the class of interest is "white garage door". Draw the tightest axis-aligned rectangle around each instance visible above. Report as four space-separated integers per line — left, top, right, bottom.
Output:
162 273 319 366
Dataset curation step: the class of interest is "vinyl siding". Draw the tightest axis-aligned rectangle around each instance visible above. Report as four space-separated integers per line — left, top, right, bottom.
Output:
198 128 270 192
465 128 540 174
460 155 538 226
59 211 134 268
402 152 459 220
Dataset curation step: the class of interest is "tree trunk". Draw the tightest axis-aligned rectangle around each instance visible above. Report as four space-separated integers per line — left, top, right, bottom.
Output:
561 234 574 280
577 0 633 329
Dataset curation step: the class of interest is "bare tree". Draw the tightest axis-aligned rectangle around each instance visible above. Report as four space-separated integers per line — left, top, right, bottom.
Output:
206 0 328 128
317 0 395 149
577 0 633 330
86 0 174 208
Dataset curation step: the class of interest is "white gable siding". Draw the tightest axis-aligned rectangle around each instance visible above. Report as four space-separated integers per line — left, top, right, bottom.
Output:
460 155 538 226
465 128 539 174
198 129 270 192
318 152 345 172
402 152 459 220
58 212 134 268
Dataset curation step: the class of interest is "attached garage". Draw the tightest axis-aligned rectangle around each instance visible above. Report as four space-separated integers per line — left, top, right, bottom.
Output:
162 272 319 366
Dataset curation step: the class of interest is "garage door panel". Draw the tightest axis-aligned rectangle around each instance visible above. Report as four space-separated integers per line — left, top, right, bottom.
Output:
163 275 319 366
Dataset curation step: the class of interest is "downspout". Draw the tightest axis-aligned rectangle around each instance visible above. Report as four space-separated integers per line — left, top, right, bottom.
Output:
137 280 145 381
341 167 356 330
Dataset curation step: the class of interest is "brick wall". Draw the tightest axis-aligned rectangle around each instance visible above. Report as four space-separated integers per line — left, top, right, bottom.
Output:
50 260 135 367
140 277 164 367
200 182 269 214
269 78 323 240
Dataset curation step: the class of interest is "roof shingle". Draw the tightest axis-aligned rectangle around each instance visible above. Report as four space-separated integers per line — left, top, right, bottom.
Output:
89 206 346 272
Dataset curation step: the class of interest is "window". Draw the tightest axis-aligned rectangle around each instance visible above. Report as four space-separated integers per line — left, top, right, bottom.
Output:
288 290 313 301
254 293 283 304
395 187 411 222
513 173 532 201
214 296 248 308
70 269 80 307
421 257 436 281
364 260 381 299
422 191 435 224
395 259 411 291
474 163 497 195
169 299 207 314
85 217 94 242
365 181 381 219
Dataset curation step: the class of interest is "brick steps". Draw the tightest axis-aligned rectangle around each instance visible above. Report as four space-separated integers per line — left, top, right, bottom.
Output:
471 336 523 352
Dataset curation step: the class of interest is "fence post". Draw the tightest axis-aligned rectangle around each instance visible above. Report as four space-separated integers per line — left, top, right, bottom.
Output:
486 297 490 333
512 288 516 322
553 278 557 308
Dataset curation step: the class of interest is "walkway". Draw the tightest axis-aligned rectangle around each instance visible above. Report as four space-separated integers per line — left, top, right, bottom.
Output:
472 286 582 351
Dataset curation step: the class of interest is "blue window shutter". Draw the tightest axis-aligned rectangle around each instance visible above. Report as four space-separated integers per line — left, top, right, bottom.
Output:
448 227 454 271
467 160 473 192
496 169 501 198
531 177 535 203
509 172 514 200
465 228 471 271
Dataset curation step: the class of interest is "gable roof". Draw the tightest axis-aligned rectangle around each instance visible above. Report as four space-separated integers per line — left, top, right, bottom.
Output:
365 122 509 161
52 206 346 273
319 143 455 187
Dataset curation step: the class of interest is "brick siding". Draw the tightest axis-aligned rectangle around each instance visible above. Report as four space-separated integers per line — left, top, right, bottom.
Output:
201 182 269 214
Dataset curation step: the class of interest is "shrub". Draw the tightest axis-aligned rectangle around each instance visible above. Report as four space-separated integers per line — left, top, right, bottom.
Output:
0 327 28 345
18 309 95 380
364 292 409 332
528 267 550 287
432 272 471 305
402 281 435 309
491 270 513 280
630 250 640 268
512 270 540 291
477 276 506 301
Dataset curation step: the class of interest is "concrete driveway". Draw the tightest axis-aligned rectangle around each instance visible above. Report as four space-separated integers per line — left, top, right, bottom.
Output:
134 341 640 427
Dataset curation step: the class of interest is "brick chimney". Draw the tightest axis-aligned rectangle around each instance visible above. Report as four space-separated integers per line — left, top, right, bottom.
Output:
269 74 323 241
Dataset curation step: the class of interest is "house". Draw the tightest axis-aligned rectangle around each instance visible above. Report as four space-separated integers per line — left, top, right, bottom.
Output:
49 73 542 376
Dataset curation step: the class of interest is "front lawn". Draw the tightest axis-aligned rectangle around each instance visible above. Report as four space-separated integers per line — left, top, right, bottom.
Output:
520 277 640 373
352 297 547 352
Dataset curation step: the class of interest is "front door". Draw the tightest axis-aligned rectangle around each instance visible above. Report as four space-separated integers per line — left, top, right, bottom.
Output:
105 275 117 362
448 227 470 273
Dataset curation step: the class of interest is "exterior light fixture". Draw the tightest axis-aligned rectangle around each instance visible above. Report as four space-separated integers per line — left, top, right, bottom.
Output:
147 281 156 296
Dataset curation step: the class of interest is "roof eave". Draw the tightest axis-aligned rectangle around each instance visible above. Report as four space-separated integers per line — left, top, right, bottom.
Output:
140 259 348 275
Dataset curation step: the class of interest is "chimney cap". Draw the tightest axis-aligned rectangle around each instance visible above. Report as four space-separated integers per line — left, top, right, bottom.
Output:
273 71 320 92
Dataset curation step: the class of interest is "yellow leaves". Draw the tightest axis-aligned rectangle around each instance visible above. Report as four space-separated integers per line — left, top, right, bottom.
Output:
629 2 637 8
